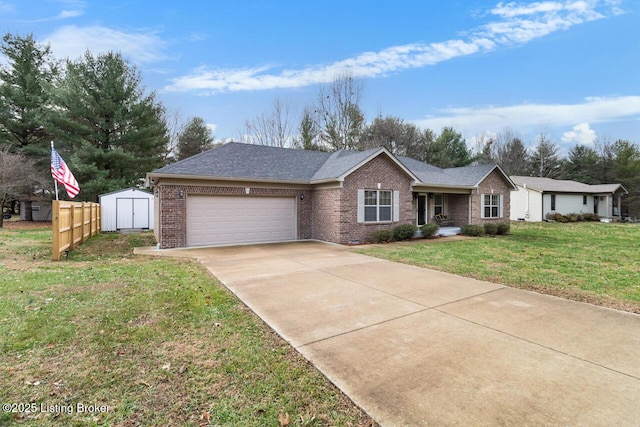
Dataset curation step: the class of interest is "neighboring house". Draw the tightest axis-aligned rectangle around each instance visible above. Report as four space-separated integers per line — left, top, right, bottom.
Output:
510 176 628 222
147 142 516 249
19 200 53 221
99 188 154 232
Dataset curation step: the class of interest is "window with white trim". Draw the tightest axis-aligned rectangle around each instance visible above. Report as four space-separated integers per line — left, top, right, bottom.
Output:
482 194 503 218
434 194 444 216
364 190 392 222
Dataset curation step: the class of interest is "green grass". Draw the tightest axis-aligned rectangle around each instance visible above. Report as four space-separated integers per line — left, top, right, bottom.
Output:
0 227 375 426
358 222 640 312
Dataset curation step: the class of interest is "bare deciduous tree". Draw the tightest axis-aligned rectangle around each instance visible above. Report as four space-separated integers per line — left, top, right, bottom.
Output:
240 98 296 148
0 146 43 227
313 73 365 151
163 108 185 163
492 128 530 176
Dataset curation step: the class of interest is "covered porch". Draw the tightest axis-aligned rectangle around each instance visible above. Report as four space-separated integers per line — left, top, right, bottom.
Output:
412 190 471 228
594 188 627 220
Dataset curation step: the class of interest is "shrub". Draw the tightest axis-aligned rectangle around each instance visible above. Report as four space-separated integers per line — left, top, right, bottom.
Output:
371 229 393 244
420 223 440 239
583 213 600 221
567 214 578 222
483 223 498 235
546 212 563 222
461 224 484 237
496 222 511 235
392 224 418 241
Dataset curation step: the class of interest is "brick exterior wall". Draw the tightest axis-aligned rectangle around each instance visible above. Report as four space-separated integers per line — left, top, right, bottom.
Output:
447 194 469 226
155 161 512 248
311 187 342 243
470 169 512 224
317 154 414 244
156 184 312 249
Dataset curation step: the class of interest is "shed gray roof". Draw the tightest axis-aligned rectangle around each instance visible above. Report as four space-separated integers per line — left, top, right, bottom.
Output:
150 142 509 188
99 187 152 198
510 176 628 194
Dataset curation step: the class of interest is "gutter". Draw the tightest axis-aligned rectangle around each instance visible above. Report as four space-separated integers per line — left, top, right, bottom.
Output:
147 172 314 186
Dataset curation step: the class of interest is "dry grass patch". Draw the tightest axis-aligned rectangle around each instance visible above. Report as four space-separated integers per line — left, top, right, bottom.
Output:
1 227 376 426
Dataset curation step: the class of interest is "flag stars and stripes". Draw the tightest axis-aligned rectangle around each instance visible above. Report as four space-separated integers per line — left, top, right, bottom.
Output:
51 147 80 199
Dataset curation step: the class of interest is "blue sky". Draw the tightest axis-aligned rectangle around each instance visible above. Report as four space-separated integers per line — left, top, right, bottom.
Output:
2 0 639 153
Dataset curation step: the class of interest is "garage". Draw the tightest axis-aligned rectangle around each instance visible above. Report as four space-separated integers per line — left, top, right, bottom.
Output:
186 195 297 247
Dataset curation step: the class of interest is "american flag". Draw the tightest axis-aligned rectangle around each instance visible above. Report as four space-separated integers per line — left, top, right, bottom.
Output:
51 148 80 199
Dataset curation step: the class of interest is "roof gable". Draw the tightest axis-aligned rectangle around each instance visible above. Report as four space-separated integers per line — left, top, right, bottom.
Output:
312 147 419 183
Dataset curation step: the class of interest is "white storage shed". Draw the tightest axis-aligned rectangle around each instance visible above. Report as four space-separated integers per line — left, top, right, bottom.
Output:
99 188 154 232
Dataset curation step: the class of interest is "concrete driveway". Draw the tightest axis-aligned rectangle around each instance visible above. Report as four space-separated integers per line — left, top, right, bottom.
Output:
139 241 640 426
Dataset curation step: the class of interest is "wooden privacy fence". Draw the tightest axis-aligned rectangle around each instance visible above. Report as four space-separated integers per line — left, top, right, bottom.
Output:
52 200 101 261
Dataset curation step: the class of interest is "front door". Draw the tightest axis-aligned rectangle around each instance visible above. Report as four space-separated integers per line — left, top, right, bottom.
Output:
417 195 426 225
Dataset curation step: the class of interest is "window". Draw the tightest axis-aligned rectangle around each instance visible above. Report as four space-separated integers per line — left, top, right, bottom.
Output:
434 194 444 216
551 194 556 211
482 194 502 219
364 190 392 222
583 195 587 205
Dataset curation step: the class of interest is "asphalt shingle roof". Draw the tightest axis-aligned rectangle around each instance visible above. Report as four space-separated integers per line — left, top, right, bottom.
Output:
311 147 386 181
510 176 626 194
151 142 506 188
398 157 498 187
153 142 332 182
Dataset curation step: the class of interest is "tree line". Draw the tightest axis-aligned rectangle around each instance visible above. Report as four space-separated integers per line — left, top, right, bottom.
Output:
0 33 212 212
1 32 638 221
240 75 639 217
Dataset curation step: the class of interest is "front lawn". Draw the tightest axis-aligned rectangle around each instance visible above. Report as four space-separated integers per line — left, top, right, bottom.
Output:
358 222 640 313
0 227 376 426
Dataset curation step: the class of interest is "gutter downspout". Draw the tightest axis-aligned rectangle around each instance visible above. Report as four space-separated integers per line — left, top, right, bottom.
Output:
524 184 529 219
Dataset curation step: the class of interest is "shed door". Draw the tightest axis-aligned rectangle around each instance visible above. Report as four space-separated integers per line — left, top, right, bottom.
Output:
116 198 150 229
186 195 296 247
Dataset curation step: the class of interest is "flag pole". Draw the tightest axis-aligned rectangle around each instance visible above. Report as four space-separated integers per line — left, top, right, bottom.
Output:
51 141 59 201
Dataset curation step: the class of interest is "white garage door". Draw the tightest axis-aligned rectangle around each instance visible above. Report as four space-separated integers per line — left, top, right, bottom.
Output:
187 195 297 247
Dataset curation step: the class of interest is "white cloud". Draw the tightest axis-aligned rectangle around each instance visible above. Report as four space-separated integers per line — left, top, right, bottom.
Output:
164 0 620 94
58 10 83 19
412 96 640 140
561 122 597 145
44 25 168 63
0 1 14 13
206 123 217 134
